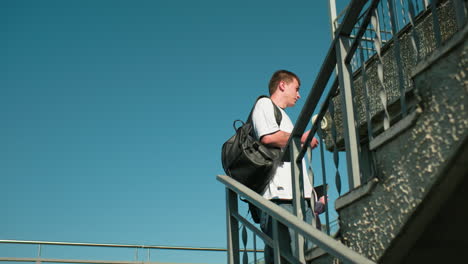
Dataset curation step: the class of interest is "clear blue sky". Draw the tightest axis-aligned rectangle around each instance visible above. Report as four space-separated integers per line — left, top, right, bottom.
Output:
1 0 349 263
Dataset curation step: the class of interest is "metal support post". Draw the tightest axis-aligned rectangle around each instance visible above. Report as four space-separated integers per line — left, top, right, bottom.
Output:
328 0 339 39
451 0 467 29
318 132 330 234
226 188 240 264
290 136 306 262
253 234 257 263
272 219 281 264
430 0 442 48
387 0 408 116
335 35 362 189
36 244 42 264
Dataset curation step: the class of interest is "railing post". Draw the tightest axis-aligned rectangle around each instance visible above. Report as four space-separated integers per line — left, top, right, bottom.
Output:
290 136 306 262
386 0 408 116
335 34 362 189
450 0 467 29
272 219 282 264
430 0 442 48
226 188 240 264
253 233 257 263
327 0 339 39
318 130 331 234
36 244 42 264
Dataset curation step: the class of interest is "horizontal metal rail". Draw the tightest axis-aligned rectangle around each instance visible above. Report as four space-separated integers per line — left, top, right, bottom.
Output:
0 239 260 264
217 175 376 264
0 257 188 264
0 239 258 253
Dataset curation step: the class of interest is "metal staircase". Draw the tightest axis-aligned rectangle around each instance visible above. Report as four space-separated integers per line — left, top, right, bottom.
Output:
218 0 468 263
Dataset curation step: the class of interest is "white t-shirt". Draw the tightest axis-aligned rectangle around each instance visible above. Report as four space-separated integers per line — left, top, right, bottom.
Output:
251 97 313 200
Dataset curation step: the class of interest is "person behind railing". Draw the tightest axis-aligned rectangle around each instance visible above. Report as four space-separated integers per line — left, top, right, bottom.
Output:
251 70 326 263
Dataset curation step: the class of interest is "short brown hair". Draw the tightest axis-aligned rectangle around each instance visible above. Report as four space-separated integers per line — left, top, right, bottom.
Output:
268 70 301 95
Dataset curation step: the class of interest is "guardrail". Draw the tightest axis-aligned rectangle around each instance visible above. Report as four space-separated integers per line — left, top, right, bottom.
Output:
0 239 258 264
217 175 375 264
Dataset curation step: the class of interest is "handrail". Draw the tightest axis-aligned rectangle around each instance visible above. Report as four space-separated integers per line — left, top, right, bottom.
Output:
283 0 368 159
296 77 339 163
217 175 376 264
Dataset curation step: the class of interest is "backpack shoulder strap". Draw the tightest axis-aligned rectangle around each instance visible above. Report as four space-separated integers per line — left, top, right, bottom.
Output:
272 101 282 126
247 95 282 126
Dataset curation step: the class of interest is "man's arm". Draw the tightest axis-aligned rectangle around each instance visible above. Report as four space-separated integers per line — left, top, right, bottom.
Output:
261 130 319 149
260 130 291 148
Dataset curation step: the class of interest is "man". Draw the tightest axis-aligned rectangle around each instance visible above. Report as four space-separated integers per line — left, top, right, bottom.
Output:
251 70 326 263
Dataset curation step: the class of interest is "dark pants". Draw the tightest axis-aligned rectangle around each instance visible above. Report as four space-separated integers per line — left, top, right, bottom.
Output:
260 200 313 264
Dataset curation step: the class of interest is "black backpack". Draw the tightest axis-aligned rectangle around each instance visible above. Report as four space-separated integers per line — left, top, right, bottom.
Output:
221 96 282 222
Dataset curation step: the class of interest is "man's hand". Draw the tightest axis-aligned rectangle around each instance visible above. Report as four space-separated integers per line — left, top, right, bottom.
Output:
301 130 319 149
318 195 328 204
310 137 319 149
315 195 328 215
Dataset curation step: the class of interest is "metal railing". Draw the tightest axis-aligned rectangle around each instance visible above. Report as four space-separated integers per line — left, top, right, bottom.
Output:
219 0 466 263
218 175 375 264
0 239 257 264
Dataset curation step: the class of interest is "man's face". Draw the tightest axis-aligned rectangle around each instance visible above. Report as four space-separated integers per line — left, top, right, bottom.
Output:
281 78 301 107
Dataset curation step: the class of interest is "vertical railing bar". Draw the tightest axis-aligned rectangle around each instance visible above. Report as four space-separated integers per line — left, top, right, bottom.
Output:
352 26 358 71
344 0 383 65
37 244 42 258
400 0 408 25
290 136 306 262
450 0 467 29
335 34 362 189
226 188 240 264
147 248 150 263
387 0 409 116
306 126 317 231
328 0 339 40
349 34 367 190
355 23 360 69
253 233 257 264
135 248 138 262
359 43 374 142
272 219 281 264
359 21 365 68
376 4 391 131
424 0 430 10
241 225 248 264
366 25 372 61
329 99 342 195
408 0 421 62
355 25 362 70
430 0 442 48
380 0 388 42
392 0 401 30
318 128 331 235
37 244 42 264
36 244 42 264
